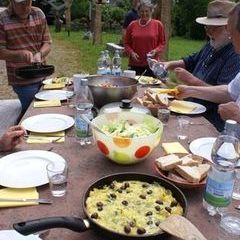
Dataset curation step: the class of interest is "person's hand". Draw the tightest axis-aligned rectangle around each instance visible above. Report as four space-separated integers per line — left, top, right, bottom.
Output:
148 49 157 58
32 52 42 63
175 85 193 99
131 52 140 62
174 67 197 85
17 50 34 63
0 126 25 152
218 102 240 122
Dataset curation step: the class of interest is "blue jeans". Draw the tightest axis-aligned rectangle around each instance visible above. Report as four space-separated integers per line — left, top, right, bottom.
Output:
12 82 42 113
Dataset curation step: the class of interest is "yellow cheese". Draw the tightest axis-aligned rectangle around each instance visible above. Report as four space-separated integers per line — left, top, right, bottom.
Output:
162 142 189 154
169 100 196 113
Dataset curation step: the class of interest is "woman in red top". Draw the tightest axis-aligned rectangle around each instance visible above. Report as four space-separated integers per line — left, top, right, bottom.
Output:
124 0 166 76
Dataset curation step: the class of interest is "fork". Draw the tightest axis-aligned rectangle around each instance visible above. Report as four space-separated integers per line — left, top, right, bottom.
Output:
23 135 63 143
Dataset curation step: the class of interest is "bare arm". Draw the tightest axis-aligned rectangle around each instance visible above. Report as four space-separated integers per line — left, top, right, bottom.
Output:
176 85 232 103
164 60 186 71
0 48 33 63
40 42 51 59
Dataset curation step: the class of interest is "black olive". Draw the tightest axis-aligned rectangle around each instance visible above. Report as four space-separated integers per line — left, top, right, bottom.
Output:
155 221 161 226
129 221 136 228
97 206 103 211
120 185 126 190
147 190 152 194
155 205 161 211
124 225 131 234
110 193 116 199
110 183 115 189
170 200 178 207
117 189 122 193
124 182 130 188
126 189 131 193
122 200 128 206
165 207 172 213
142 183 148 188
139 194 146 199
155 200 163 205
96 202 103 207
91 213 98 219
147 220 153 225
145 211 152 216
137 227 146 235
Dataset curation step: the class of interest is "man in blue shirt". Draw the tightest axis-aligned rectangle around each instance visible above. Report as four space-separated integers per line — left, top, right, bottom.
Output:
161 0 240 131
121 0 140 45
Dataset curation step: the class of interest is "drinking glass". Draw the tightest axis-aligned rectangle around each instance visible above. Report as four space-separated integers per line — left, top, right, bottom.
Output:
176 116 190 140
157 108 170 126
47 161 68 197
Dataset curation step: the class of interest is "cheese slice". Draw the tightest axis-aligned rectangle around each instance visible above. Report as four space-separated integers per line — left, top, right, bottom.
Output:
43 83 65 89
33 100 61 108
149 88 179 95
162 142 189 154
169 100 196 113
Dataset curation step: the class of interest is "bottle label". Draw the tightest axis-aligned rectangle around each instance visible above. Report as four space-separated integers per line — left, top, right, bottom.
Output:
204 177 234 207
75 117 89 138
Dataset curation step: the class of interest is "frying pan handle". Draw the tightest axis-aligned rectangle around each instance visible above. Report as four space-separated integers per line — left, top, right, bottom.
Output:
13 217 90 235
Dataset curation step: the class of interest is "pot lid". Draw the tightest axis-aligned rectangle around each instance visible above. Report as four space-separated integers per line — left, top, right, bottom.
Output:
99 99 151 115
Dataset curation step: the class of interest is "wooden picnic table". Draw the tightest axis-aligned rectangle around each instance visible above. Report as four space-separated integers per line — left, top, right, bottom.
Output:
0 94 238 240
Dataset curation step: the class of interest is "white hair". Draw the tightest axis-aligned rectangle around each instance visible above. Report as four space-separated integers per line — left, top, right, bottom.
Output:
138 0 156 11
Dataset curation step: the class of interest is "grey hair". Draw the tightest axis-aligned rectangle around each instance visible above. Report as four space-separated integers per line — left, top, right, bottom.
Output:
229 2 240 32
138 0 156 11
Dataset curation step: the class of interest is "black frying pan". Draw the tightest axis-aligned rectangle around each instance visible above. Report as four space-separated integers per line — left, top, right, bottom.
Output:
16 63 55 79
13 173 187 240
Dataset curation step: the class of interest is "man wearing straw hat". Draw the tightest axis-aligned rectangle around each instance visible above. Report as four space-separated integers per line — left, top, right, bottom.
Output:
161 0 240 131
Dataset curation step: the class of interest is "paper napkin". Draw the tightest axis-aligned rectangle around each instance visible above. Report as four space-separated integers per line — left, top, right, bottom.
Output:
43 83 65 89
33 100 61 108
0 188 39 207
26 131 65 144
169 100 196 113
162 142 189 154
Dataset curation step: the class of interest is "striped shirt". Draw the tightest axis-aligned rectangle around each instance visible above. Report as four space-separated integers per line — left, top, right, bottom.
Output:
0 6 51 85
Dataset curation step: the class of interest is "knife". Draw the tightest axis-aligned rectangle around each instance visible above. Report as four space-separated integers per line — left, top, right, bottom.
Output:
0 198 52 205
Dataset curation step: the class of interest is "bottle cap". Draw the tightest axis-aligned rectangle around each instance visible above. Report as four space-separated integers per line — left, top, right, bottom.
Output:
81 78 88 86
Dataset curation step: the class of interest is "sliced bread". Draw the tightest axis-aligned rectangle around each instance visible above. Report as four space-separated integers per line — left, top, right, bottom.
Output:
180 154 199 166
198 164 211 181
155 154 181 171
175 165 201 183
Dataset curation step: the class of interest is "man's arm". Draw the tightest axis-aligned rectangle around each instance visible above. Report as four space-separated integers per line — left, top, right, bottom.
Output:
0 48 33 63
177 85 232 103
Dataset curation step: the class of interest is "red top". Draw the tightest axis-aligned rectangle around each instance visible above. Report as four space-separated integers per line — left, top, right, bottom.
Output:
124 19 166 67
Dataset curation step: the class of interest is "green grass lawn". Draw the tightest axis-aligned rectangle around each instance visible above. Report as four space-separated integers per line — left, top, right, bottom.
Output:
50 28 204 83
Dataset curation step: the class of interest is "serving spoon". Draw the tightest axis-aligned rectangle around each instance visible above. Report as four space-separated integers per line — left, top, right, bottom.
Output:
159 215 207 240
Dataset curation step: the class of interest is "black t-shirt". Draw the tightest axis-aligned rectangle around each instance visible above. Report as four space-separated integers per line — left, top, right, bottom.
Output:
123 8 139 29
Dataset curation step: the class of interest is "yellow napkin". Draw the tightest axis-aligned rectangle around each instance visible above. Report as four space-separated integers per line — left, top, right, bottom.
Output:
169 100 196 113
33 100 61 108
162 142 189 154
26 131 65 144
43 83 65 89
0 187 39 207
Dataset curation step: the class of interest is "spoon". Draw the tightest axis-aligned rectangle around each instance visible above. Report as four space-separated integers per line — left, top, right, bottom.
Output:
137 69 147 81
79 114 106 135
159 215 207 240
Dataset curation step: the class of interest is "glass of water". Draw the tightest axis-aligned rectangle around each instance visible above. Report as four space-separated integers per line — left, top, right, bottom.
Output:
47 161 68 197
177 116 190 140
157 108 170 126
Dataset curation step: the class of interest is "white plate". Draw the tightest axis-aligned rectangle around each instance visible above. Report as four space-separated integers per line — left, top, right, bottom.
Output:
21 114 74 133
0 230 41 240
0 150 66 188
169 101 206 115
189 137 216 161
35 90 74 101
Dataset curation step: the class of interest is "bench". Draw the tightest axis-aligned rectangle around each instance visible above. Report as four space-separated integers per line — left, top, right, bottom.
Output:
0 99 22 137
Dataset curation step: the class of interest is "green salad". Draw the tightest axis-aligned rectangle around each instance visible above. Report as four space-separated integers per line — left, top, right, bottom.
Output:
101 120 158 138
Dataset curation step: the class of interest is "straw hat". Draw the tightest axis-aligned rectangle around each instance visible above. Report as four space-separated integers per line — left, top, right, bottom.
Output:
196 0 236 26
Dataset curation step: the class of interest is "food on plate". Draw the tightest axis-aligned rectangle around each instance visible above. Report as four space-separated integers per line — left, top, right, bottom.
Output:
137 76 159 84
149 88 179 96
101 120 159 138
155 154 182 171
155 154 211 183
52 76 70 84
169 100 197 113
86 180 183 235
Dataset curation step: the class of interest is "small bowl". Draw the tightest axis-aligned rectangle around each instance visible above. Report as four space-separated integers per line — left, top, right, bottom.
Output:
154 154 212 189
92 112 163 165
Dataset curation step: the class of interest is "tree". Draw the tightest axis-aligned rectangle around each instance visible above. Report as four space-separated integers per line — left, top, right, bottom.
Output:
64 0 73 34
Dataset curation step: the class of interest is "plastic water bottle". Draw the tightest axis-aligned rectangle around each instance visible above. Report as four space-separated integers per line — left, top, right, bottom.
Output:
147 58 168 80
203 120 239 216
97 51 107 75
75 78 94 145
104 50 111 75
112 50 122 76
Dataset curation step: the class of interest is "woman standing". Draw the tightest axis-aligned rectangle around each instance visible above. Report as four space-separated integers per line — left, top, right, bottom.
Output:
124 0 166 76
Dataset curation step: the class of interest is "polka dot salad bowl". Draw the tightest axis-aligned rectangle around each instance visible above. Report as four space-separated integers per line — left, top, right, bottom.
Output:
92 112 163 164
